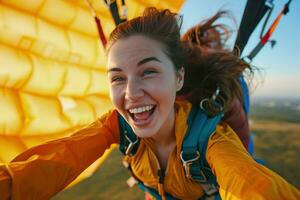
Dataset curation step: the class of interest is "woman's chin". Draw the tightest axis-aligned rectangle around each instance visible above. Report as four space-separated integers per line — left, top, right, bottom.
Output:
132 127 157 138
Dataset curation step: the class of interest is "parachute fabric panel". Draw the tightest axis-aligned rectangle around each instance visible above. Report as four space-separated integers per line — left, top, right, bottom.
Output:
0 0 184 186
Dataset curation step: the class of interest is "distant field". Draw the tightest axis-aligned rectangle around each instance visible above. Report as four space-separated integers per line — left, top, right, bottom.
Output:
250 119 300 189
53 99 300 199
249 98 300 123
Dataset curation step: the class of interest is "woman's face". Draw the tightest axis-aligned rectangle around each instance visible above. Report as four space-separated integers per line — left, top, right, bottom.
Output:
107 35 184 138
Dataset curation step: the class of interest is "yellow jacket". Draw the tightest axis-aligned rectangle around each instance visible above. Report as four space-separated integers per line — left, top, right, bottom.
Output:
0 100 299 200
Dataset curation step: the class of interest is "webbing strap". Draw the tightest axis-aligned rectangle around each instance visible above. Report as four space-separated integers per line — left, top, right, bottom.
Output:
118 114 140 156
94 17 107 48
239 76 250 115
181 106 222 196
86 0 107 48
104 0 126 25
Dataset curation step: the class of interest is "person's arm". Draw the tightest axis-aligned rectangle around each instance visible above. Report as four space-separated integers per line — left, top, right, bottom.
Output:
206 123 300 200
0 110 120 200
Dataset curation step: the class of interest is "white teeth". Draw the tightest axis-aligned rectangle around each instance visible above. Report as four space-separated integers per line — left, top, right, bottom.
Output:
138 107 143 113
129 105 154 114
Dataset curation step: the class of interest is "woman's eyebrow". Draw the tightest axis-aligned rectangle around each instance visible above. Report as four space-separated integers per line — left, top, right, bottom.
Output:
137 57 161 66
107 67 122 73
107 57 161 73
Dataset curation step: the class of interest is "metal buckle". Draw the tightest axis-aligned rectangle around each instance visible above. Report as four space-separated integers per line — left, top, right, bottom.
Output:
180 150 200 179
124 133 139 156
202 183 219 196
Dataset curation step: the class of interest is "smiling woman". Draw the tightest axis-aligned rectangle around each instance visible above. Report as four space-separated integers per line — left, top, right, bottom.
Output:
0 7 299 200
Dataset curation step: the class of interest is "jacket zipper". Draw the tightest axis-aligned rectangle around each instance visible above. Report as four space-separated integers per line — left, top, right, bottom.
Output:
153 149 174 200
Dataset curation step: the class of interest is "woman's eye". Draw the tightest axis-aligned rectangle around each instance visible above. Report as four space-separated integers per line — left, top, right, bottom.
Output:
111 76 124 83
143 69 157 76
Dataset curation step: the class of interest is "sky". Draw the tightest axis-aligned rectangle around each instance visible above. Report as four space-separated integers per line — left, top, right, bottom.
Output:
180 0 300 99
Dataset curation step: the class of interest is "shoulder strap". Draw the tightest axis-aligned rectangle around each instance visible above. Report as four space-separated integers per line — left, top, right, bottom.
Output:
181 106 222 198
239 76 250 115
118 113 140 156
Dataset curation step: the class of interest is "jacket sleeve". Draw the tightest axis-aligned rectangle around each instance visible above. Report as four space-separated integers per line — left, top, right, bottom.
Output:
206 123 300 200
0 110 120 200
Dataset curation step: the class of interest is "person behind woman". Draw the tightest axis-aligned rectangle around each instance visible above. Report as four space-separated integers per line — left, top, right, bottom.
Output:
0 7 299 200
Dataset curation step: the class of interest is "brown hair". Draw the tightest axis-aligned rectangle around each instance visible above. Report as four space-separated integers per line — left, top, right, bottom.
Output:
107 7 252 116
181 11 231 50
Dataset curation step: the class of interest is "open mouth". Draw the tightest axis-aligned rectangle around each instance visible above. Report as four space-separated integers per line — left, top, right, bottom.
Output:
128 105 156 123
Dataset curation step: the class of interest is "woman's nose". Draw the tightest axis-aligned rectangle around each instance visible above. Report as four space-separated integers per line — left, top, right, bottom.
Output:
125 78 144 101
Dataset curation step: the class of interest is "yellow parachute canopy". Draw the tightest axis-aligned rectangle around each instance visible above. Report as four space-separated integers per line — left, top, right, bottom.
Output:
0 0 184 186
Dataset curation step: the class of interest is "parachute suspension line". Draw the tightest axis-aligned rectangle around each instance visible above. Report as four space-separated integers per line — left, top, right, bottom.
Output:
104 0 127 26
86 0 107 48
121 0 128 22
260 1 274 39
245 0 293 61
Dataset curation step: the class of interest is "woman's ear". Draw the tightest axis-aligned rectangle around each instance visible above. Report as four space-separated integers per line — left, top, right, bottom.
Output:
176 67 185 91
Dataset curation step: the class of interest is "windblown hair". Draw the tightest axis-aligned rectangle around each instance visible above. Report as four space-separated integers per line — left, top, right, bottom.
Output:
107 7 252 116
181 11 231 50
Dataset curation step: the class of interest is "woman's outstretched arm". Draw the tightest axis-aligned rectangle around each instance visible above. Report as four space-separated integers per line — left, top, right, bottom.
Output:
206 123 300 200
0 110 120 200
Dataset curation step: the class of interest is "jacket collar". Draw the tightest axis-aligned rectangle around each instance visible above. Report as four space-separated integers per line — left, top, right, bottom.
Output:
174 100 193 158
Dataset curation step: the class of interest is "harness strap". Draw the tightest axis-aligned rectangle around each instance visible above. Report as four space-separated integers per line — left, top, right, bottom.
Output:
104 0 126 25
118 114 140 156
239 76 250 115
181 106 222 197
